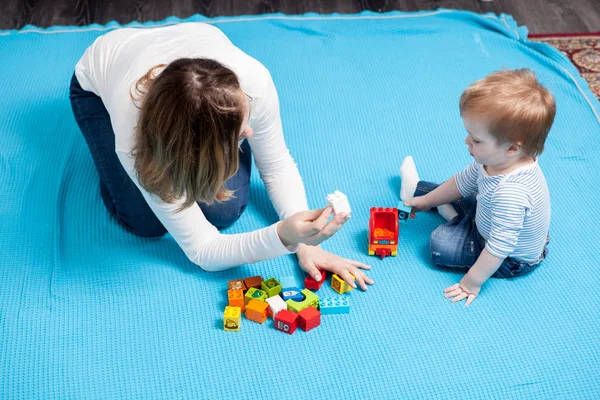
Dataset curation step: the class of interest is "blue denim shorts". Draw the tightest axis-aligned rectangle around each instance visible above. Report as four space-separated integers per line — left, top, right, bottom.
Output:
429 214 548 278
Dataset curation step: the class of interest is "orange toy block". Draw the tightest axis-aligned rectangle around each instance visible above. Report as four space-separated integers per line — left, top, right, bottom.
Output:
245 299 269 324
228 289 245 312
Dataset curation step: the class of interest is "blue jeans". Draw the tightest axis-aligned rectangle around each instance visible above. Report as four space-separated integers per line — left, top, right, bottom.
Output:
415 181 548 278
69 73 252 237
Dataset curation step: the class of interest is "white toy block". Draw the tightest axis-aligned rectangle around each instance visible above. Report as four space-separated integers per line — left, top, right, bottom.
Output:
326 190 351 214
266 295 287 317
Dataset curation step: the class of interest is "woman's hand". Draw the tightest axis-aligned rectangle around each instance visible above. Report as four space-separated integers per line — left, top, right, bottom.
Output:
296 245 374 290
278 207 349 247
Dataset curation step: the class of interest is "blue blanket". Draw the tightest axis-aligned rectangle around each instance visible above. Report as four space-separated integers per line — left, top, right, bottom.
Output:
1 9 599 399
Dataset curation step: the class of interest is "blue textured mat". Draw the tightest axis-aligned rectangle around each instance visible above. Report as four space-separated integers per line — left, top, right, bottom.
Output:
1 10 599 399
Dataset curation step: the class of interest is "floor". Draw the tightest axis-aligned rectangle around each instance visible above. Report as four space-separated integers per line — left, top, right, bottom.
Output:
1 0 599 33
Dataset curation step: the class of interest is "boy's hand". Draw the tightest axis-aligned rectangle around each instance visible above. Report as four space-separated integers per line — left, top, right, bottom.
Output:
404 196 432 219
443 280 480 306
296 245 374 290
444 249 502 306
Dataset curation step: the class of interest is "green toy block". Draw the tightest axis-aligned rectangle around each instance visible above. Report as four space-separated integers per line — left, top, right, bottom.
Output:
286 289 319 313
261 277 282 297
245 287 267 305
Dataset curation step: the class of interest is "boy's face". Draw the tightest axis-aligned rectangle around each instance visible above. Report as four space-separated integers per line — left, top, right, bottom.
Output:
462 115 512 167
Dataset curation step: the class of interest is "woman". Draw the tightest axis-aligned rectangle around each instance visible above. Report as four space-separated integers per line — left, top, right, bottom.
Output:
70 22 373 290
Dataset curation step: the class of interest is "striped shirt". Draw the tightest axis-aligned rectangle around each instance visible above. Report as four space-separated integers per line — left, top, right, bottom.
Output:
455 160 551 263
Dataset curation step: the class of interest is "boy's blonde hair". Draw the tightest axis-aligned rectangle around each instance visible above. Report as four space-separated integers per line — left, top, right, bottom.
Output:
459 69 556 157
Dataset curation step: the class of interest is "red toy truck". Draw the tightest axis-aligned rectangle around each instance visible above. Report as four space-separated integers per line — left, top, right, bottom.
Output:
368 207 399 258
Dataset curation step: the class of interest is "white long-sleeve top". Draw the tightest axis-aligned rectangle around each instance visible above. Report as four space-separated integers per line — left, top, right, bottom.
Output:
75 22 309 271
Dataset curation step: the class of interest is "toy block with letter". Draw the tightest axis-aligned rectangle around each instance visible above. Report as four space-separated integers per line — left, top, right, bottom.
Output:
223 306 241 332
281 287 304 302
228 279 246 292
274 310 298 334
245 287 267 305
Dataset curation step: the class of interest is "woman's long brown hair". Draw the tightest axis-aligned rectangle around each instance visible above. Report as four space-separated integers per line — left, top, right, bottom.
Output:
131 58 246 211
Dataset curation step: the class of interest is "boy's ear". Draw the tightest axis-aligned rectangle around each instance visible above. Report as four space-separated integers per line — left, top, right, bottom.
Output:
506 141 522 156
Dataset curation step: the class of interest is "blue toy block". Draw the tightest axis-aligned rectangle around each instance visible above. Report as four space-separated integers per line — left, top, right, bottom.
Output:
397 202 411 222
281 287 304 302
279 276 298 289
319 296 350 314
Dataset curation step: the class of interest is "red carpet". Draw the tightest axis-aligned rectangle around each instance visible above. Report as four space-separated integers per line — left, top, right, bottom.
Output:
530 33 600 100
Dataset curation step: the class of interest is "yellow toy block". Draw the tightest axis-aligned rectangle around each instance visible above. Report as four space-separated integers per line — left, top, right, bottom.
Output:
223 306 241 332
331 273 355 294
246 299 269 324
286 289 319 313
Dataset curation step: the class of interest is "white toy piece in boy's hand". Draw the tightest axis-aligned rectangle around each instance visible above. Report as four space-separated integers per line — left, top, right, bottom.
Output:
326 190 351 215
